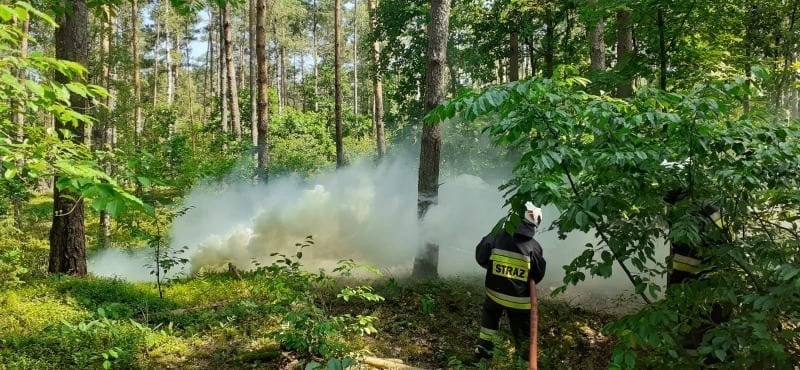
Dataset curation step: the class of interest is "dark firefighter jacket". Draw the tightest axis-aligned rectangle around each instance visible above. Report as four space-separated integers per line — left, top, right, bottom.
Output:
665 189 724 284
475 220 546 310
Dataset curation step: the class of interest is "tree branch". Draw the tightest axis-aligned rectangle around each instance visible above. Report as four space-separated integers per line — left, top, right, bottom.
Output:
541 117 653 305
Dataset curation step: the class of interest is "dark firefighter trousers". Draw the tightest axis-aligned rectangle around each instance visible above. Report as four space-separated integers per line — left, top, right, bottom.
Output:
477 297 530 360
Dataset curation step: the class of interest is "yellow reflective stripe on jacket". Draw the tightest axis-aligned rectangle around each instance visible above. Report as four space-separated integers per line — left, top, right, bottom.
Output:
672 253 703 274
491 249 531 262
486 288 531 310
479 327 497 341
710 211 722 226
490 254 531 270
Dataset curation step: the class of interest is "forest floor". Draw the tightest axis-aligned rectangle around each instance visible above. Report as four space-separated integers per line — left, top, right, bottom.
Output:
0 196 619 369
0 275 617 369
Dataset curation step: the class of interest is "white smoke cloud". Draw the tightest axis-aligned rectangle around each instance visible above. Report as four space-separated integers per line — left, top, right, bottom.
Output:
89 140 666 312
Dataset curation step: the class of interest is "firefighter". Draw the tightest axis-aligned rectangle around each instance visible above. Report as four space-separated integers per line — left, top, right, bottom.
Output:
665 188 729 356
475 202 546 360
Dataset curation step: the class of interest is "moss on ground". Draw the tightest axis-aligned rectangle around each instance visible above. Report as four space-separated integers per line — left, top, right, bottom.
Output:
0 195 618 369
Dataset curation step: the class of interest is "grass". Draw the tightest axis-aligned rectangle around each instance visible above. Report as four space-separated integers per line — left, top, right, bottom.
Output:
0 194 619 369
0 273 617 369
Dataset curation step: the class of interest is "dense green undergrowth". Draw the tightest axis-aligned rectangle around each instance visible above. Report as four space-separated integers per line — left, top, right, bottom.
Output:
0 273 616 369
1 197 616 370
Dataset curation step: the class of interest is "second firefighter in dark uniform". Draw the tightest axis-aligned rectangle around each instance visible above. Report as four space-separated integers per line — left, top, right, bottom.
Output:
475 202 546 360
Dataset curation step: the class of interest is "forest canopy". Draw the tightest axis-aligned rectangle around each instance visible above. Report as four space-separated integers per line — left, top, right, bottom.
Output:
1 0 799 368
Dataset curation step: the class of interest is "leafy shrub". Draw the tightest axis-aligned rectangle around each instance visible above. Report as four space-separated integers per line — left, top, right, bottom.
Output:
248 237 384 358
431 67 800 368
0 250 28 288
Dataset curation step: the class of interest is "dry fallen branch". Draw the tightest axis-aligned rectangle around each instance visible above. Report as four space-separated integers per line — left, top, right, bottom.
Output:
362 356 421 369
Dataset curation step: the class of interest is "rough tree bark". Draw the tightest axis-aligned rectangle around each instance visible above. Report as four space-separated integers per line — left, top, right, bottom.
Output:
11 16 29 230
165 7 174 105
657 6 667 90
95 5 112 248
368 0 385 159
256 0 270 182
280 44 288 109
353 0 359 115
152 7 160 107
509 31 519 82
219 6 229 138
50 0 89 276
250 0 257 150
312 0 319 112
588 0 605 71
616 9 634 98
543 10 555 78
412 0 451 279
334 0 344 167
132 0 142 145
223 1 241 141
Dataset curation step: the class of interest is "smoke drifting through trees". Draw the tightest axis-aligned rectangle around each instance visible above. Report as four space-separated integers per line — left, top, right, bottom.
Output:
89 146 662 310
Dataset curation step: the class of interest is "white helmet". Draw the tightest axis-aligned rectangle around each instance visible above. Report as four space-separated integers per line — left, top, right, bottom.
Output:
524 202 542 227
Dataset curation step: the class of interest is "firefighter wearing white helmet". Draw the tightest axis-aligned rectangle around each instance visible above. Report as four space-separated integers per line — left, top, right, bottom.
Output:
474 201 546 361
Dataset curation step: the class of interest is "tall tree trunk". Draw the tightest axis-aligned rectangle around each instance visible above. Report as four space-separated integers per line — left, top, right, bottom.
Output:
250 0 258 151
132 0 143 197
615 9 634 98
543 11 555 78
238 40 246 91
300 53 305 110
369 0 385 158
657 6 667 90
133 0 143 147
173 30 180 105
334 0 344 167
50 0 89 276
182 29 196 148
588 1 605 71
313 0 319 112
509 32 519 81
95 5 112 248
166 12 174 105
218 7 229 139
256 0 270 182
12 16 29 230
203 8 212 123
153 10 160 107
353 0 359 115
280 44 288 109
167 9 178 106
223 1 242 141
210 7 217 104
412 0 451 279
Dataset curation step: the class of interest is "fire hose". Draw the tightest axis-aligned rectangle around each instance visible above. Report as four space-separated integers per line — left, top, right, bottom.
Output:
529 279 538 370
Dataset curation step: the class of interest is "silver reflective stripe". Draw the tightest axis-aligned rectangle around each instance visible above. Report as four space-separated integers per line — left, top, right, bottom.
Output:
486 288 530 304
491 249 530 262
673 253 702 267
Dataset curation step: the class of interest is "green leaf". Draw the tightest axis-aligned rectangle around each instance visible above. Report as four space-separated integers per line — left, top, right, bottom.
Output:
575 211 588 229
304 362 322 370
66 83 90 97
3 167 17 180
13 6 27 22
326 359 344 370
0 5 14 21
25 80 45 97
2 72 24 92
714 349 726 361
105 199 123 218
